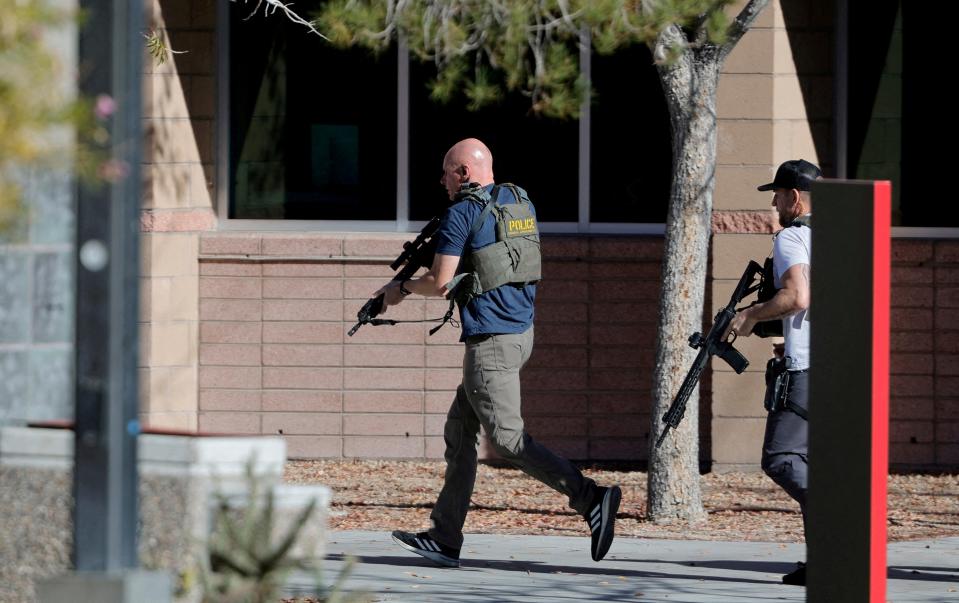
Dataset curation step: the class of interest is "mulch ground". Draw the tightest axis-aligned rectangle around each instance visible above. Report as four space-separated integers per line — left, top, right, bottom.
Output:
285 459 959 543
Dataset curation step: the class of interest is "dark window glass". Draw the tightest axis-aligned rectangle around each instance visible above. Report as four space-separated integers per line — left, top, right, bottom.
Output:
897 3 958 226
229 7 397 220
850 1 959 226
408 62 579 222
849 1 904 223
589 44 671 223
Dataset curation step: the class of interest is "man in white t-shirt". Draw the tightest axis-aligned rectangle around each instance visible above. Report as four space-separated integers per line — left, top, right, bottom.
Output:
725 158 821 587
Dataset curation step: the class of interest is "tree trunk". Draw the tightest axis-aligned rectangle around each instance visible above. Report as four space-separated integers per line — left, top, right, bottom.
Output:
647 36 722 523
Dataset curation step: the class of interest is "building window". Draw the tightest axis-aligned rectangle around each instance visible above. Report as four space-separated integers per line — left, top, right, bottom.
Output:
222 3 671 231
228 9 397 221
407 60 581 223
848 0 959 229
589 44 672 224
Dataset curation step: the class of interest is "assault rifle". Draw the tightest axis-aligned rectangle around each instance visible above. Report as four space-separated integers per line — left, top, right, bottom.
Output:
347 217 441 337
655 260 764 449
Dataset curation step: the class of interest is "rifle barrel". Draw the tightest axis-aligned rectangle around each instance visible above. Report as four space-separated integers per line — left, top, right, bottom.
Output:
655 261 763 449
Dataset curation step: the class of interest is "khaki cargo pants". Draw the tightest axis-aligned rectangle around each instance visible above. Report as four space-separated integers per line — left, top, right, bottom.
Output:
428 326 597 549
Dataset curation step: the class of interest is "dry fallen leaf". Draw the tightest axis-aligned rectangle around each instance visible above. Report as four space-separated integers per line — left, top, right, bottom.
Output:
285 460 959 544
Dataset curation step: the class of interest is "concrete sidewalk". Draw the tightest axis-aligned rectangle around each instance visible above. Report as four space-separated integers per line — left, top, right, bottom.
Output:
289 531 959 602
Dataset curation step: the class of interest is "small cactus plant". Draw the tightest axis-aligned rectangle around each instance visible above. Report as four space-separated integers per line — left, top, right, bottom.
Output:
199 461 364 603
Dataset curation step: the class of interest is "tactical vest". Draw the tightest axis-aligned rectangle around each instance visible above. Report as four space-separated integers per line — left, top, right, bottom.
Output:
445 183 542 308
752 214 811 338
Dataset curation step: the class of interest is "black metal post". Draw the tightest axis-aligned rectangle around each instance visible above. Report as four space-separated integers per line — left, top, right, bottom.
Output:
74 0 143 572
808 180 891 602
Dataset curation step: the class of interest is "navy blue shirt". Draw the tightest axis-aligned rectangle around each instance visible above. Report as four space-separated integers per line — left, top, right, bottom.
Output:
434 184 537 341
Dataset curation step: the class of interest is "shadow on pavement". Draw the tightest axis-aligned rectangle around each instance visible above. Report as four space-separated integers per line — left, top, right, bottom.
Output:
325 553 783 586
616 558 797 575
888 567 959 583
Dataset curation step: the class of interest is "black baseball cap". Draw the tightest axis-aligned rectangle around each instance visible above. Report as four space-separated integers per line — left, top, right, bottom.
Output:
757 159 822 192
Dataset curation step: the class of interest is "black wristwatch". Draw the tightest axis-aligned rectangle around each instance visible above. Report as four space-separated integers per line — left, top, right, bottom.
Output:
399 279 413 296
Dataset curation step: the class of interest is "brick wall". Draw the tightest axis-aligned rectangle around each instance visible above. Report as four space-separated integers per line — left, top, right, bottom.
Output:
890 240 959 470
197 233 662 461
713 236 959 472
196 232 959 469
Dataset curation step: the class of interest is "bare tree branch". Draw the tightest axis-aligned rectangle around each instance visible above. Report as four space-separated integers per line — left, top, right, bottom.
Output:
232 0 329 40
721 0 770 57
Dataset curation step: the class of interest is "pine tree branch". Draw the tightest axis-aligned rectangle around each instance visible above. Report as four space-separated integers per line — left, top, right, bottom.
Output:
529 0 584 34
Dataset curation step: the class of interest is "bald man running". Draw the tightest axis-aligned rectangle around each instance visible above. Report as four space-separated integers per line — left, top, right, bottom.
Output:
376 138 622 567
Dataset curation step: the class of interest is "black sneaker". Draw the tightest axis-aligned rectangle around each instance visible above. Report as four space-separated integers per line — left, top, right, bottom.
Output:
391 530 461 568
782 562 806 586
585 485 622 561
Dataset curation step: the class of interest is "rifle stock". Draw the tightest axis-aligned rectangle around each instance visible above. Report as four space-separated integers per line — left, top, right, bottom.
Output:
347 217 441 337
655 261 763 449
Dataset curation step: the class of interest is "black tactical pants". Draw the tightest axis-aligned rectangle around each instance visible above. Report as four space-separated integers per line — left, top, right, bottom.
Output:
761 370 809 537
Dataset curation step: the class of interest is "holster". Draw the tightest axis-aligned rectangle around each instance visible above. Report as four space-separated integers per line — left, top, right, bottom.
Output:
763 356 791 413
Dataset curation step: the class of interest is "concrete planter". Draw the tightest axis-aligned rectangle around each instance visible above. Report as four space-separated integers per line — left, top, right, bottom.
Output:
0 427 330 603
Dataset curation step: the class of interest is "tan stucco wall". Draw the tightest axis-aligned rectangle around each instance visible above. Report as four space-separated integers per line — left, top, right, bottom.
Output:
711 0 833 470
139 0 217 431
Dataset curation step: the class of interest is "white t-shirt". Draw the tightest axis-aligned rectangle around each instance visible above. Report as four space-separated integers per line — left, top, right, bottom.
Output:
772 223 811 370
